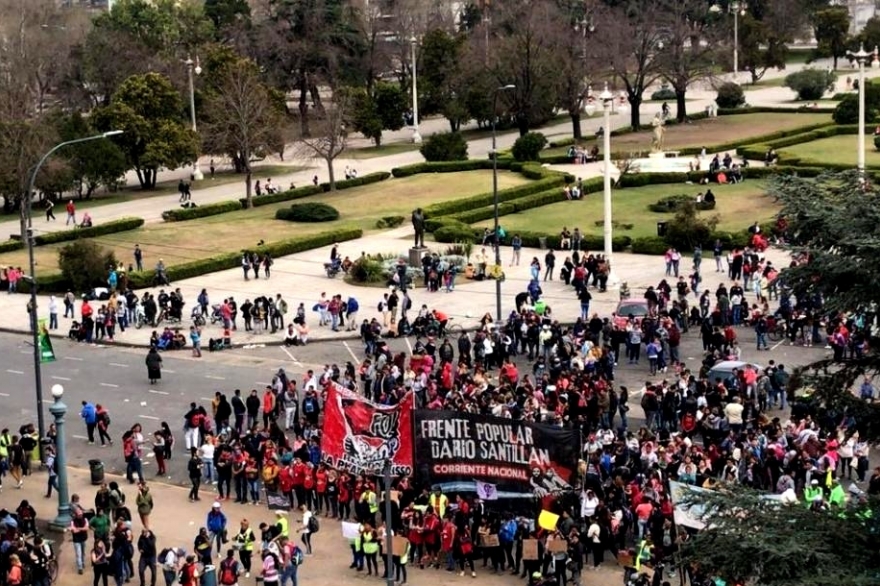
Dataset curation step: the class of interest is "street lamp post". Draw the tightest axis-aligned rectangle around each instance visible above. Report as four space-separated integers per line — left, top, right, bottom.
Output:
711 3 746 77
25 131 122 454
410 37 422 144
600 83 615 280
848 44 870 178
185 55 204 180
491 84 516 322
48 384 71 532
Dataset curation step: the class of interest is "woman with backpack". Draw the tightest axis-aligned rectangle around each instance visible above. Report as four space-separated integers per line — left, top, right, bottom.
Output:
299 505 318 555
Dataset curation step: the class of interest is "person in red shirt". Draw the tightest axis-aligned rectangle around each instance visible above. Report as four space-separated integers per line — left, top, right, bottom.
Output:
66 200 76 225
278 464 295 509
292 458 307 510
338 474 352 521
315 465 328 515
407 509 425 568
439 515 456 571
303 463 316 511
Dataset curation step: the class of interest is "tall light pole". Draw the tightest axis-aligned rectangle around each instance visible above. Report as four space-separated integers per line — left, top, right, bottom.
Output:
410 36 422 144
25 131 122 454
711 3 746 77
185 55 204 180
491 84 516 322
48 384 71 532
848 44 870 178
600 83 615 281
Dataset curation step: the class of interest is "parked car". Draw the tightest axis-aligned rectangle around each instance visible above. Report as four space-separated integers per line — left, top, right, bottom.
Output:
613 299 650 328
706 360 763 383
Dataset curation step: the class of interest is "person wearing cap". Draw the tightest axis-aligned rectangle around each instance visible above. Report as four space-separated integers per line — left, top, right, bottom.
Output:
804 479 823 507
207 502 228 554
232 519 256 578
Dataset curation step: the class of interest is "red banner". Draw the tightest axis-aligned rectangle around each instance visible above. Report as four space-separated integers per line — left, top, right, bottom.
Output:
321 383 414 476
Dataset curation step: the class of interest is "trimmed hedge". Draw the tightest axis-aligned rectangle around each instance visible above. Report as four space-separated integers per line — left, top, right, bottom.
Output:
717 106 836 115
423 177 566 220
648 195 716 213
126 229 362 289
631 236 668 255
241 171 391 208
434 223 478 244
9 217 145 246
276 203 340 222
161 200 242 221
0 240 24 253
392 160 500 177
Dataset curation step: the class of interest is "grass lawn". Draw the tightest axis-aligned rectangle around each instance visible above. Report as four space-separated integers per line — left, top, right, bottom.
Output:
2 170 530 273
346 143 422 159
473 180 777 240
543 112 831 157
779 134 880 167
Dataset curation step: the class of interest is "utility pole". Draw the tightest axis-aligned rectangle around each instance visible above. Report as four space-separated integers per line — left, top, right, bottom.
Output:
383 461 394 586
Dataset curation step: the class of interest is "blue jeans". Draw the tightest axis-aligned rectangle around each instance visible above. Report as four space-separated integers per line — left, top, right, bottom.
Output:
248 478 260 502
756 332 768 349
73 541 86 571
732 305 741 325
49 313 58 330
580 303 590 320
126 457 144 483
203 459 215 483
280 564 298 586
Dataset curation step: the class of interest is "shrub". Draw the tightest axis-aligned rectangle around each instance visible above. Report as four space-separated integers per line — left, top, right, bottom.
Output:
423 177 565 219
433 223 478 243
348 256 386 283
375 215 406 229
0 240 23 253
161 200 242 222
784 69 837 101
631 236 669 255
420 132 468 161
23 217 145 246
58 240 117 294
715 82 745 109
276 203 340 222
664 201 719 251
648 194 716 213
833 94 880 124
391 160 497 177
511 132 548 162
651 86 677 101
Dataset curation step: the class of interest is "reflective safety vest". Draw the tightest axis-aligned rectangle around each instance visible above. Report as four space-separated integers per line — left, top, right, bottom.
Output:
363 491 378 514
429 493 448 518
276 517 289 539
804 486 823 508
635 540 649 571
363 531 379 555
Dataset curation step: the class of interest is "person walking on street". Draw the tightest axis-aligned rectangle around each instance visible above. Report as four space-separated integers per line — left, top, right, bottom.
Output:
145 347 162 384
218 549 242 586
71 508 90 575
207 501 228 554
188 450 202 502
81 401 98 444
45 446 59 497
45 199 55 221
190 326 202 358
137 528 157 586
134 245 144 272
91 540 111 586
136 483 154 530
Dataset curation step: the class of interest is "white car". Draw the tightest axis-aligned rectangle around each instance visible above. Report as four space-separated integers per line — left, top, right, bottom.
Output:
706 360 763 383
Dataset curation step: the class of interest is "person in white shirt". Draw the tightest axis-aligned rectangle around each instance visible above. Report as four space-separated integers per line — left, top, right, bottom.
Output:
299 507 314 555
580 490 599 518
724 397 744 433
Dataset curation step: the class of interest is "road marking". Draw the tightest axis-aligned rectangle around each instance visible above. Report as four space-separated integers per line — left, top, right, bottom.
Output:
64 356 83 362
72 434 89 440
200 397 213 401
342 341 360 363
255 381 271 386
164 369 176 374
20 350 29 355
205 375 225 380
139 415 160 421
771 339 786 351
109 362 129 368
404 336 413 356
280 346 304 367
0 392 9 397
100 383 119 388
51 376 71 381
149 389 169 395
6 369 23 374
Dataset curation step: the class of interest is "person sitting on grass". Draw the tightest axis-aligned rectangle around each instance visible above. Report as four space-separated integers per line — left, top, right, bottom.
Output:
80 212 93 228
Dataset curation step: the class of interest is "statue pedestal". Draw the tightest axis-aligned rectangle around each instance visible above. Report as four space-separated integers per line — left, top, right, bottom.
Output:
408 247 425 267
648 151 666 159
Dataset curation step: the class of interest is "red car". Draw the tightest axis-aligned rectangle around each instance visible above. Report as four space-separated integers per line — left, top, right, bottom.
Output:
613 299 650 328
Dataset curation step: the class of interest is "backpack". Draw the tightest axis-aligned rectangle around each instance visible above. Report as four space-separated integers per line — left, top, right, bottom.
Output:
52 456 59 474
289 544 304 566
377 301 384 312
498 520 516 543
308 515 319 533
219 558 238 585
405 296 412 310
158 549 171 567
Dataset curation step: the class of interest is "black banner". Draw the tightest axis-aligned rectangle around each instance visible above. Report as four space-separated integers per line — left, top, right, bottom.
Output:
414 411 578 500
265 490 290 511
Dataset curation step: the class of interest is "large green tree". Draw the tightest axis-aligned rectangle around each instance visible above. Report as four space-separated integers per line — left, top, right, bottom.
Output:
55 113 128 199
682 484 880 586
768 171 880 441
813 7 852 69
350 83 407 146
93 73 199 189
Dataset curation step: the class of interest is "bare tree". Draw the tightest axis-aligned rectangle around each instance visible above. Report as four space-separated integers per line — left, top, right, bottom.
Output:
202 59 286 208
297 88 351 190
594 0 665 130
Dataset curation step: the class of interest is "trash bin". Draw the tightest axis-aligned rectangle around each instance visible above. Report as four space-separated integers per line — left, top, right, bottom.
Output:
89 460 104 485
538 237 547 250
656 222 668 237
200 565 216 586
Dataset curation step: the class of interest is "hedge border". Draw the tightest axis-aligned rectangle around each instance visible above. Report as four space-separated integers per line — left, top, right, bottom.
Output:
162 200 243 221
8 217 146 247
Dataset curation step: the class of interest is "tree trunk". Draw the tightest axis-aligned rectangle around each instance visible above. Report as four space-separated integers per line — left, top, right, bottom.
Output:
675 88 687 122
570 111 582 140
309 81 326 117
135 167 145 188
326 158 336 191
833 55 838 70
630 97 642 130
449 118 461 132
516 113 529 137
298 76 310 138
245 167 253 209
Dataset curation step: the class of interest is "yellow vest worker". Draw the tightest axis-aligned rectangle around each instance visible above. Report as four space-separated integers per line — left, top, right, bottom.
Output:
362 490 379 514
363 529 380 555
275 511 289 539
429 489 448 518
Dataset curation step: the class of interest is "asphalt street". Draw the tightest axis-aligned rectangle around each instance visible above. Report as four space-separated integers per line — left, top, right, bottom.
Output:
0 327 828 489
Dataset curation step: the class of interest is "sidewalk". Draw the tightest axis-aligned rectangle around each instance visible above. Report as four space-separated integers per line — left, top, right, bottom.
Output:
14 465 624 586
0 236 792 348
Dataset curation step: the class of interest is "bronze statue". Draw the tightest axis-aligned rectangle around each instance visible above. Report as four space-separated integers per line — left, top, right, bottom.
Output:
411 208 425 248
